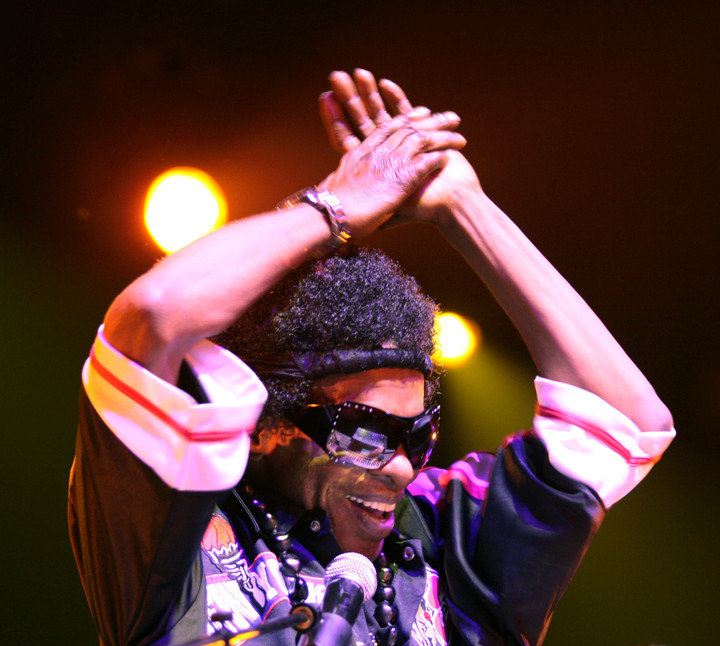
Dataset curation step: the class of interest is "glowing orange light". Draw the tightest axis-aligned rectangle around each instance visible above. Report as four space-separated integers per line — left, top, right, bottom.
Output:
144 167 228 253
435 312 480 366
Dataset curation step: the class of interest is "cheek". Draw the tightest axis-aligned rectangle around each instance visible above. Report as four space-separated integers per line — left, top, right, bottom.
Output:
267 437 331 507
314 465 363 510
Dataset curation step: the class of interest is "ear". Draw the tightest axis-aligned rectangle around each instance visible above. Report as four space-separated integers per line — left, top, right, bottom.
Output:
250 417 299 455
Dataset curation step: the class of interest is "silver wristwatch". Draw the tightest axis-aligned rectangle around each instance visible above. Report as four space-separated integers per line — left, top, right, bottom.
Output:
279 187 351 255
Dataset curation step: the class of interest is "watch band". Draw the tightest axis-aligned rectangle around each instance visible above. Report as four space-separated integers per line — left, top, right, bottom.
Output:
278 187 351 256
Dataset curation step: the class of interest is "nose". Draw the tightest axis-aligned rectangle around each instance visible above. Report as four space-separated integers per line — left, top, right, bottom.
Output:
374 444 415 489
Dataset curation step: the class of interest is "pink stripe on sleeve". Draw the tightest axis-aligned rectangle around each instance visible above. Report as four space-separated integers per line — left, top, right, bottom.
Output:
90 349 248 443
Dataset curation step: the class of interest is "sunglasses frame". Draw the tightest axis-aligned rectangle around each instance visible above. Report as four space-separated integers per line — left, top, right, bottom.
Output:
289 400 440 470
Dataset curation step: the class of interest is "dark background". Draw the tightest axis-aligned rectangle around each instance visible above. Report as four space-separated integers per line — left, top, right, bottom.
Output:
2 2 717 644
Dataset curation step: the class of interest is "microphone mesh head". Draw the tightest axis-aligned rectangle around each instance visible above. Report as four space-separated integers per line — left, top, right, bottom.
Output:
324 552 378 602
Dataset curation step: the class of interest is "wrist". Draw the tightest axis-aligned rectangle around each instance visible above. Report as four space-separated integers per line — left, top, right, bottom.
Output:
277 187 351 257
435 183 490 237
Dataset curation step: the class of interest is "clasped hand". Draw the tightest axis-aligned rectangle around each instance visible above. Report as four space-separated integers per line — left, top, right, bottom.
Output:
322 114 463 238
321 69 482 231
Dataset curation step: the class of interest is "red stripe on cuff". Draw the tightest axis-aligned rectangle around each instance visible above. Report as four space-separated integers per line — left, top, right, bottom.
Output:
89 350 248 443
535 404 658 467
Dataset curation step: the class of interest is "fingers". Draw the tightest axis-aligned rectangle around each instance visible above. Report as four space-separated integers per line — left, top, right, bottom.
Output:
353 68 392 123
327 114 457 231
410 110 462 133
361 114 466 153
328 70 376 139
326 69 429 133
336 70 461 133
407 150 449 186
423 128 467 151
319 91 361 153
383 121 466 155
377 77 415 116
322 69 465 160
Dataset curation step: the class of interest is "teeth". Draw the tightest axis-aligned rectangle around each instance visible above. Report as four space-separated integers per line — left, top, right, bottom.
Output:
347 495 396 513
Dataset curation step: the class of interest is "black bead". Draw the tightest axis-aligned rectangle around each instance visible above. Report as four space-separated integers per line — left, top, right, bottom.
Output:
373 584 396 604
274 533 292 552
374 601 394 627
375 625 398 646
259 512 279 533
374 553 390 569
252 499 266 513
281 553 302 573
376 566 394 585
290 576 308 602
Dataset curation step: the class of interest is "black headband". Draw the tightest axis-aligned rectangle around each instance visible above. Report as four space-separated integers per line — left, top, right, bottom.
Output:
244 348 434 380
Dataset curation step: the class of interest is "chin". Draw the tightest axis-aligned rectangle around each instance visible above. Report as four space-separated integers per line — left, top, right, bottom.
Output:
338 536 384 561
328 496 394 559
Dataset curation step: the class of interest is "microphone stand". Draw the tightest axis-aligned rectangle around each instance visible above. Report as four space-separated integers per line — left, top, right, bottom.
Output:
179 605 318 646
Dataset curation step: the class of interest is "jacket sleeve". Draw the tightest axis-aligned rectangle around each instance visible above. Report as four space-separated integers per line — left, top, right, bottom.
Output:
407 378 675 646
68 327 267 646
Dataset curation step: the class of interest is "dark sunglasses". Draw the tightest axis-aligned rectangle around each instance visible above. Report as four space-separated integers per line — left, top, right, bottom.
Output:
288 401 440 470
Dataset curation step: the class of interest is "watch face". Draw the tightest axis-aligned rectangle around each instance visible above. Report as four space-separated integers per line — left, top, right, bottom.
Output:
316 190 343 214
277 186 349 252
301 189 320 207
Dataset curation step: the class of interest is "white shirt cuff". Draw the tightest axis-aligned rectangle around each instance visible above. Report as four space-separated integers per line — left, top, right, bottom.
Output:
82 326 268 492
533 376 675 508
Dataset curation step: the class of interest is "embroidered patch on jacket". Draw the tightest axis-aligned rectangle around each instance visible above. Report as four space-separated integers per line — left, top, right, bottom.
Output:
410 565 447 646
201 513 288 634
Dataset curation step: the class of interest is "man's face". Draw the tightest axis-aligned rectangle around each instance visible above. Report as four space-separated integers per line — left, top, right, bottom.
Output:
256 368 425 560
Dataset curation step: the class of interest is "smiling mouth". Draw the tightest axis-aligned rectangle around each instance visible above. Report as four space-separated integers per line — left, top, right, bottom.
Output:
346 495 396 520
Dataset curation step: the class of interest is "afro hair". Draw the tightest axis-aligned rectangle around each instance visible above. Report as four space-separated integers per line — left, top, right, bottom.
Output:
213 247 441 420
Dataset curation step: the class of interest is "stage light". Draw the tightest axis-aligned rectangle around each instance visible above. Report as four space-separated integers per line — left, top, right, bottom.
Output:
435 312 480 366
144 167 227 253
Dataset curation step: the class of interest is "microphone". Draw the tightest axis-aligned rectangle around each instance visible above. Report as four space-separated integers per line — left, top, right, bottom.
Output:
302 552 377 646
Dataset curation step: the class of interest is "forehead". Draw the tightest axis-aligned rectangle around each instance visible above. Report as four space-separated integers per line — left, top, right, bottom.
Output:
311 368 425 417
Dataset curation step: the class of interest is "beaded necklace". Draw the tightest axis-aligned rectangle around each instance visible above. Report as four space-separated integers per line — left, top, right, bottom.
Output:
371 552 398 646
235 483 400 646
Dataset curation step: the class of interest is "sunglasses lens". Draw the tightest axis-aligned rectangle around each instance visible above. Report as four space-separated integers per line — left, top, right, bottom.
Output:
406 409 440 468
329 405 397 469
327 427 395 469
327 403 439 470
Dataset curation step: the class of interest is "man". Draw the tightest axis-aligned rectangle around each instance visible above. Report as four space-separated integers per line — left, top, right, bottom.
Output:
69 70 674 646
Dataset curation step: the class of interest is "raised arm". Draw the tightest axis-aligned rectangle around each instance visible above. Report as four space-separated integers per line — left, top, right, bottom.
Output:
321 70 672 435
104 115 466 384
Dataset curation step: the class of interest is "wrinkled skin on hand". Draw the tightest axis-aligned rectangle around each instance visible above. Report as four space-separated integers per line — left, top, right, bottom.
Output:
320 69 482 228
320 112 466 237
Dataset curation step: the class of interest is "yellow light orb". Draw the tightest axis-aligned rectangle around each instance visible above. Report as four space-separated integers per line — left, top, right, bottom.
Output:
435 312 480 366
144 167 227 253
